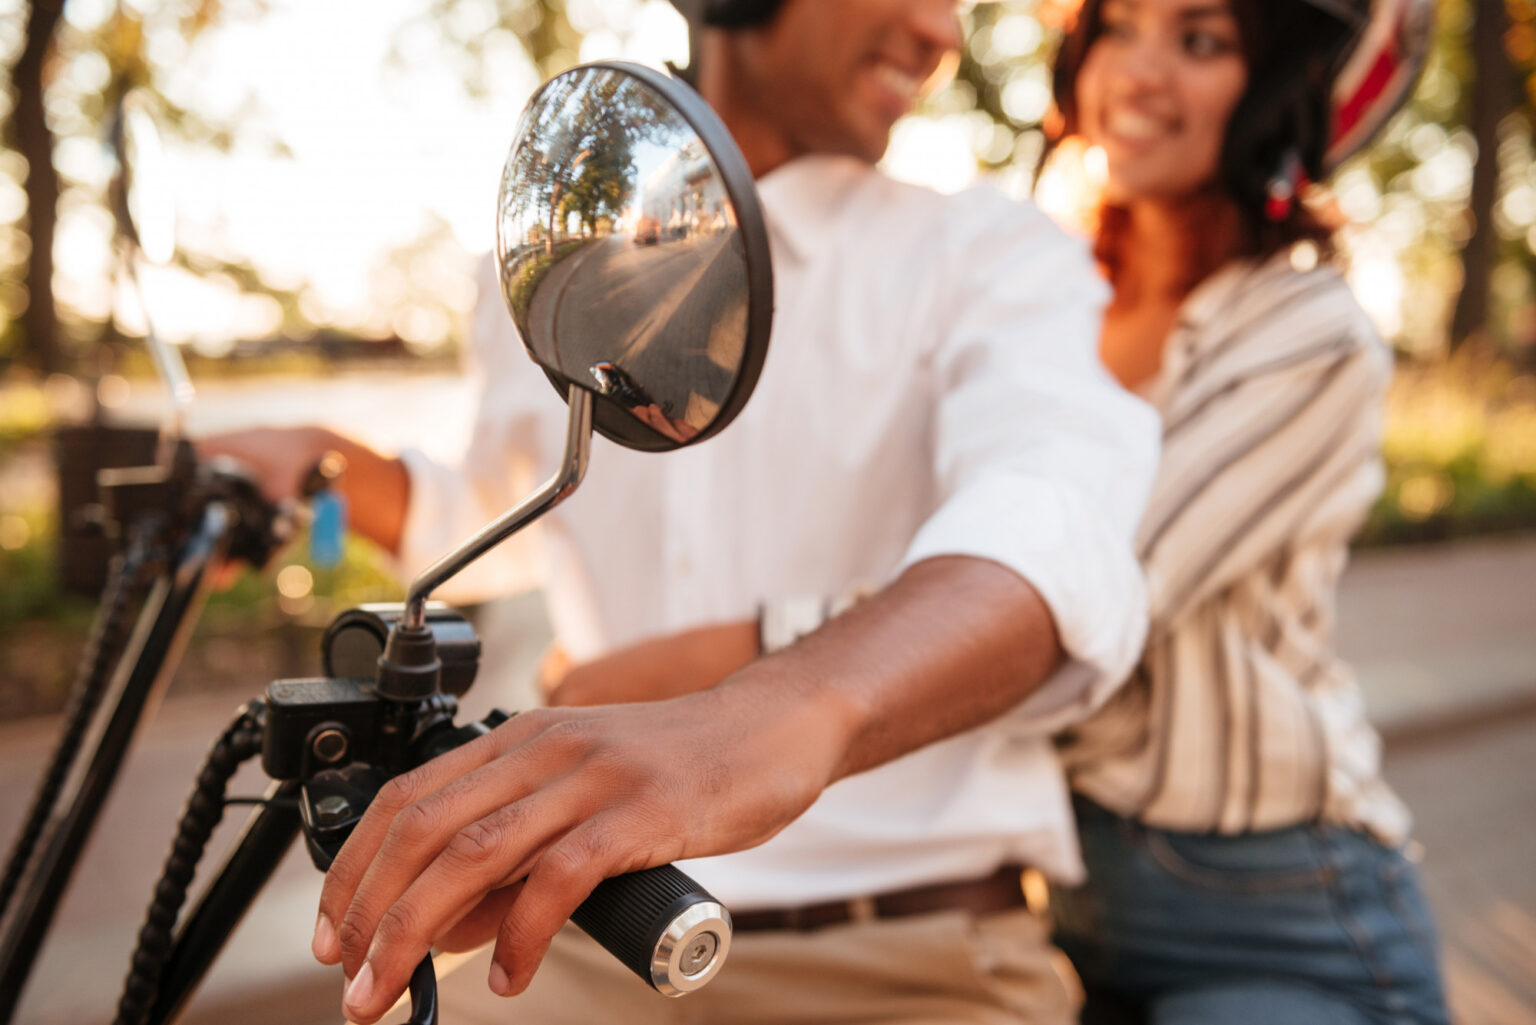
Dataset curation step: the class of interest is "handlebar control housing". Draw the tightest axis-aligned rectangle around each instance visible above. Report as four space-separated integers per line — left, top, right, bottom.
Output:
268 604 734 997
322 604 481 698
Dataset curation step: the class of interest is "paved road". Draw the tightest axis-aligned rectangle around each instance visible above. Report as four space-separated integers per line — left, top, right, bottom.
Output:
1385 706 1536 1025
527 231 744 429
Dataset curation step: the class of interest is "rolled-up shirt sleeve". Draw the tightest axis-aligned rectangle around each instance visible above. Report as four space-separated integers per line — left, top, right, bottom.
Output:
901 190 1159 729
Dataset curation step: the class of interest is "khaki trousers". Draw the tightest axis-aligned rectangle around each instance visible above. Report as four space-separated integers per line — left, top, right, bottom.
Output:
440 907 1079 1024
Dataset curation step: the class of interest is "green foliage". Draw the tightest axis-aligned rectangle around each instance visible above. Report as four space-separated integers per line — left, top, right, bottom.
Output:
506 238 587 319
408 0 582 91
1360 352 1536 544
0 383 52 448
0 500 403 632
0 508 94 629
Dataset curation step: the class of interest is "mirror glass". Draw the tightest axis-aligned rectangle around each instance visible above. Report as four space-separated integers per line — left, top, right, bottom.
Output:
495 62 772 452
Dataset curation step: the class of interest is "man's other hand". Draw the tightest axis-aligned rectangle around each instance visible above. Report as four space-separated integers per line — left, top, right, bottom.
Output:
543 620 759 707
196 427 409 554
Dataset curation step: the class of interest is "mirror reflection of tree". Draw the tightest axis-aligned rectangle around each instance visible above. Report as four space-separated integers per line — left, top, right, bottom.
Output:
498 70 687 336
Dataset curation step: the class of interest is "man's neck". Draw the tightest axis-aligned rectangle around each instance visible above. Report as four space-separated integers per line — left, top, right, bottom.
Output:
696 31 795 178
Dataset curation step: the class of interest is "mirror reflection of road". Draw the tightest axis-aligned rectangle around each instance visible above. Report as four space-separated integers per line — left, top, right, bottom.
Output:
527 231 744 410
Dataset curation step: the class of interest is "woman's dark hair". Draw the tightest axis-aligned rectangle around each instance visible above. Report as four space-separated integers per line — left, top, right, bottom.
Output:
1050 0 1357 261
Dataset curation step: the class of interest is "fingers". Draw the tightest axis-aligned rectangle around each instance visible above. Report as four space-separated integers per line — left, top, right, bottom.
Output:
314 722 527 965
195 428 307 501
313 695 780 1019
436 883 524 953
316 710 624 1021
338 789 580 1022
490 827 615 996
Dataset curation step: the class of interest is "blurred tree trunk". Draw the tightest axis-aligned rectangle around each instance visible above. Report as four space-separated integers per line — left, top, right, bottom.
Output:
527 0 576 77
14 0 66 374
1451 0 1516 350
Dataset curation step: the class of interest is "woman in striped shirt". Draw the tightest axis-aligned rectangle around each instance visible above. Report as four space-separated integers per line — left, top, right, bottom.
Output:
1037 0 1450 1021
544 0 1450 1020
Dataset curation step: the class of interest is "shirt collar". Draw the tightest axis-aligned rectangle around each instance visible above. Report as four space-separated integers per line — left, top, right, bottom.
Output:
1153 248 1328 405
753 154 878 267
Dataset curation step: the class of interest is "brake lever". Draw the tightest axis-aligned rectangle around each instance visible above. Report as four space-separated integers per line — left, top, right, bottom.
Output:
300 772 436 1025
398 956 438 1025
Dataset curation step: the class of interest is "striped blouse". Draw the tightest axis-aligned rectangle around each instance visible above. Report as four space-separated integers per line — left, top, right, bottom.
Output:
761 247 1411 845
1055 249 1411 844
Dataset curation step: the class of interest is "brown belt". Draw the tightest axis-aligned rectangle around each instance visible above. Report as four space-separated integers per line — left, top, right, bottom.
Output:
730 864 1030 933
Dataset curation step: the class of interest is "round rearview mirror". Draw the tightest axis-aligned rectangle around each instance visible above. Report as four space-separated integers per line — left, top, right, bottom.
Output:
495 61 773 452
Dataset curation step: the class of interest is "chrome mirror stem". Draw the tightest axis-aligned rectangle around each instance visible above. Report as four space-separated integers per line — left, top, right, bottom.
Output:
401 384 593 629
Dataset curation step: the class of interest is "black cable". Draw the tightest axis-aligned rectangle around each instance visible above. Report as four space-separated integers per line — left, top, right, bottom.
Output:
112 704 265 1025
0 531 151 921
219 796 299 809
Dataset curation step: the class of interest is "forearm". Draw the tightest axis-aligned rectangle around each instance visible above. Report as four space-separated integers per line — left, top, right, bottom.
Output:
197 425 410 555
721 554 1062 784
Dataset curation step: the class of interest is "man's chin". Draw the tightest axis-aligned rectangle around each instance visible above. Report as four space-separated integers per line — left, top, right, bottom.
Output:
821 129 892 167
792 121 897 169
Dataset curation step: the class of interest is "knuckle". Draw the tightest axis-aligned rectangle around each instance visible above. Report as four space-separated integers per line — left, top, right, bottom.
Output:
337 910 374 957
375 901 423 950
536 716 596 758
511 707 557 735
538 838 595 889
318 855 357 897
495 905 537 951
446 818 503 866
390 799 444 850
375 769 428 814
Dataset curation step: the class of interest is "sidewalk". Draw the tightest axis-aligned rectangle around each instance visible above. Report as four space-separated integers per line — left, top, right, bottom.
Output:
0 535 1532 1024
1336 533 1536 735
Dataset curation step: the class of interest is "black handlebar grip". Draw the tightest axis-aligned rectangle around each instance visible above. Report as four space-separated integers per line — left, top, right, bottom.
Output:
569 864 732 996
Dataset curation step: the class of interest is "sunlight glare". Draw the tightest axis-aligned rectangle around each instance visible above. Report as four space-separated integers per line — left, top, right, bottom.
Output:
885 117 980 195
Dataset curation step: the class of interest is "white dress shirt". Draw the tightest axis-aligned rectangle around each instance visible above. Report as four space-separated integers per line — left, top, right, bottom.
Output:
398 154 1158 903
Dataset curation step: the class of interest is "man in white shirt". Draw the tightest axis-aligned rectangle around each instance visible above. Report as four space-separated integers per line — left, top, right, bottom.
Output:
206 1 1158 1021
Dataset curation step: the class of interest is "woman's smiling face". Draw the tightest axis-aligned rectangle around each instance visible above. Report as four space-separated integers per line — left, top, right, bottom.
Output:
1075 0 1249 204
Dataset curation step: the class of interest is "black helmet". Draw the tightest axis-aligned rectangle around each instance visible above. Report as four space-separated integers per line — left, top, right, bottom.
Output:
664 0 785 83
666 0 786 29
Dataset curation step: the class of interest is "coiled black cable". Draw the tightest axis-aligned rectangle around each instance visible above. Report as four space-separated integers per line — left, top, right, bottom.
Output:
0 532 151 921
112 703 265 1025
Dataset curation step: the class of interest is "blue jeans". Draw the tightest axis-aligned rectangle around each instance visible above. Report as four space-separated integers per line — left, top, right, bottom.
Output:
1052 797 1450 1025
